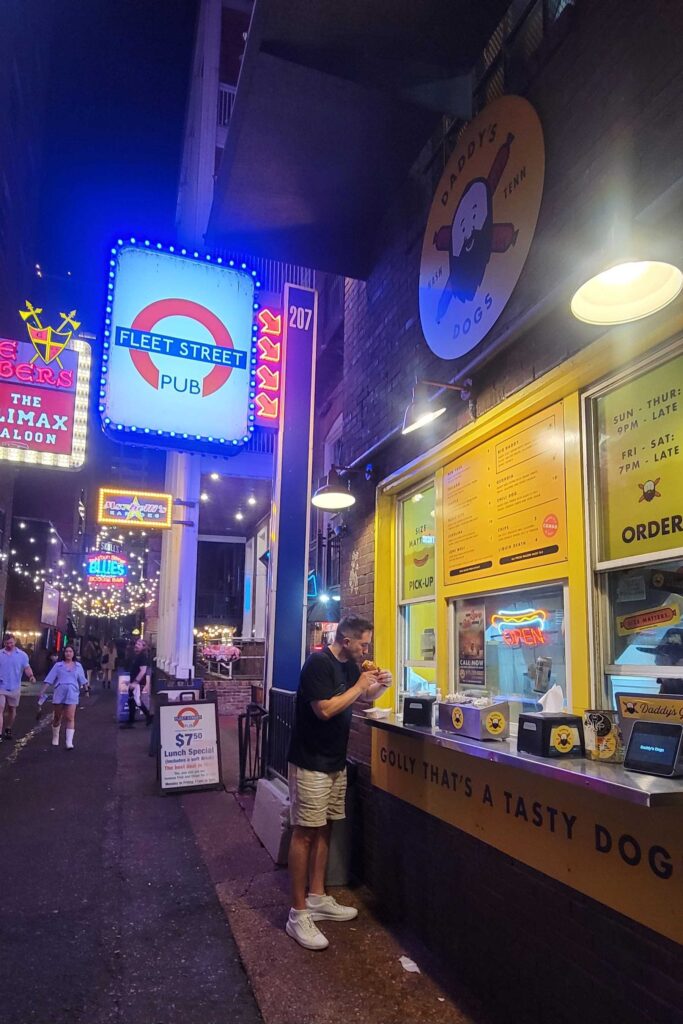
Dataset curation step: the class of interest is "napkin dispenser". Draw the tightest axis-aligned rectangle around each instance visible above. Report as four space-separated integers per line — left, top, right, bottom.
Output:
517 712 585 758
403 695 436 727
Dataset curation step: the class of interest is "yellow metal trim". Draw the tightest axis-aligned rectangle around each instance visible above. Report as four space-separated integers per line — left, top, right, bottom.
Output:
374 488 397 708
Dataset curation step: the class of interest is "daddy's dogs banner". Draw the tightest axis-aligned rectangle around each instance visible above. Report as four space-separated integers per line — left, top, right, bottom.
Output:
419 96 544 360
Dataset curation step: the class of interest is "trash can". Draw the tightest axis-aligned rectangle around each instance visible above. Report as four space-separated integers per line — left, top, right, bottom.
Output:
325 761 357 887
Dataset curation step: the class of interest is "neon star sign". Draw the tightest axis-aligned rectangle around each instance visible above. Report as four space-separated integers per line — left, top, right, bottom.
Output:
490 608 548 648
254 307 282 426
97 488 173 529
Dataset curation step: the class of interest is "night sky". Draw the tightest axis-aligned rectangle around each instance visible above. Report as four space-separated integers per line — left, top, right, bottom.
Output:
36 0 199 327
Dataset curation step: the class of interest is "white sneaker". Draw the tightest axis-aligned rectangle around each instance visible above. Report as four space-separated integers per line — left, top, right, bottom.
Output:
285 910 329 950
306 894 358 922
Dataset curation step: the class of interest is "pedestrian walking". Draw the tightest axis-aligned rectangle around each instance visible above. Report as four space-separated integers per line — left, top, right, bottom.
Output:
81 637 97 694
285 613 392 950
0 633 37 742
102 640 117 688
38 644 87 750
123 638 153 726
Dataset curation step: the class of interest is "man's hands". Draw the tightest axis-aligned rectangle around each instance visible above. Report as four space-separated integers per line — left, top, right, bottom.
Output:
356 671 378 695
356 668 394 702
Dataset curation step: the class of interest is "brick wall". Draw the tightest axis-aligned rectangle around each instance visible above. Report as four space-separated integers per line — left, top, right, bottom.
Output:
203 678 253 716
341 0 683 473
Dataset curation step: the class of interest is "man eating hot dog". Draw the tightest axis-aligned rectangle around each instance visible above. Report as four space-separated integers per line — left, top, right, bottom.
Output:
285 614 392 949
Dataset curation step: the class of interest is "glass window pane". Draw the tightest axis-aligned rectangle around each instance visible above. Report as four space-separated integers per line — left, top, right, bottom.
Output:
606 558 683 669
453 583 566 724
607 675 661 708
399 601 436 708
406 600 436 662
400 486 435 601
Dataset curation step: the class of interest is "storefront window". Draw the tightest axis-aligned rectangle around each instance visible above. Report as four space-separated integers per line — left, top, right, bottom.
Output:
585 343 683 708
398 485 436 711
451 583 567 725
603 557 683 704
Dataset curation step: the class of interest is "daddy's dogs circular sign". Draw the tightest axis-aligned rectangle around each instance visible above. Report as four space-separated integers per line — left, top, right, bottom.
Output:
419 96 544 360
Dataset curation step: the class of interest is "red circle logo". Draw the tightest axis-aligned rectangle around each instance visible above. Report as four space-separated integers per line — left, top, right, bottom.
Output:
174 706 201 730
130 298 235 397
542 513 559 538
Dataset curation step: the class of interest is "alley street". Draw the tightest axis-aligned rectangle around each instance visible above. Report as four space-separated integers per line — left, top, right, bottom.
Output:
0 685 263 1024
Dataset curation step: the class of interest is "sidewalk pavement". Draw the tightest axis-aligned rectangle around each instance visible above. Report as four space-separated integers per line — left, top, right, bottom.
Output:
179 715 490 1024
0 686 262 1024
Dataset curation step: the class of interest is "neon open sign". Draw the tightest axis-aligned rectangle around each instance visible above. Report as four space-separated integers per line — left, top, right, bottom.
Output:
87 552 128 589
490 608 548 648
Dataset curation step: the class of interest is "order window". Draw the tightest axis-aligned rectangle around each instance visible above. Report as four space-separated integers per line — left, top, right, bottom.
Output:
602 557 683 704
451 582 568 725
584 342 683 709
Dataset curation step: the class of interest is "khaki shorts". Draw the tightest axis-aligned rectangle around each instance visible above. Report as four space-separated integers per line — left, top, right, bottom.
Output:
288 763 347 828
0 689 20 709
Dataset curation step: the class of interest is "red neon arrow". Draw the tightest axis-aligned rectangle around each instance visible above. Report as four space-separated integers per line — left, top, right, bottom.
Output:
256 365 280 392
257 309 282 336
256 393 279 419
257 336 281 363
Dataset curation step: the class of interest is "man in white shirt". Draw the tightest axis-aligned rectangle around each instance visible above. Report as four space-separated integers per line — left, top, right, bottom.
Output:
0 633 36 741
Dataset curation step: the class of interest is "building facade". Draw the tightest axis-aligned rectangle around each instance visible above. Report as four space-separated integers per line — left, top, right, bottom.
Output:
200 0 683 1017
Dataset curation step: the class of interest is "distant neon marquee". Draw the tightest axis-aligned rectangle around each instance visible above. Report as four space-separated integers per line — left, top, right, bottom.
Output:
87 552 128 589
254 307 282 426
491 608 548 648
97 487 173 529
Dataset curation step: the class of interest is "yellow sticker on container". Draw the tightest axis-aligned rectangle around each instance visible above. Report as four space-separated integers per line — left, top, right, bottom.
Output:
596 732 618 759
486 710 506 735
551 725 577 754
451 707 464 730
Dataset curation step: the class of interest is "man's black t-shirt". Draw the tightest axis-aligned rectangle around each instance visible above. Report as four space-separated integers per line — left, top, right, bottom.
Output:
288 647 361 773
130 652 149 683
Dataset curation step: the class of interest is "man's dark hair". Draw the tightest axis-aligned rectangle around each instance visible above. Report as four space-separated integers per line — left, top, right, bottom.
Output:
336 614 373 642
3 633 15 643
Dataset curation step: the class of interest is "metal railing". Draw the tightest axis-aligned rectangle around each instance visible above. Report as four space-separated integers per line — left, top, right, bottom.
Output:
267 687 296 782
217 82 237 128
195 637 266 682
238 703 268 790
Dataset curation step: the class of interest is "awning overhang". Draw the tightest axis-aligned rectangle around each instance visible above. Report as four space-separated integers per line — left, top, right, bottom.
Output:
207 0 512 278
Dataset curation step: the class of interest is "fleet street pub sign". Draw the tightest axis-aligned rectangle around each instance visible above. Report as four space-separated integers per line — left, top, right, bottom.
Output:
0 303 91 469
101 240 264 454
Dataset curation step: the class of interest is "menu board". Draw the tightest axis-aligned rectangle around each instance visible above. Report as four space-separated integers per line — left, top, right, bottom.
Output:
595 352 683 564
401 485 436 600
159 701 221 792
443 403 567 583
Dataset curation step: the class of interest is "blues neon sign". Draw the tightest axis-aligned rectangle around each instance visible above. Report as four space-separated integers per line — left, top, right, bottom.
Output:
87 552 128 589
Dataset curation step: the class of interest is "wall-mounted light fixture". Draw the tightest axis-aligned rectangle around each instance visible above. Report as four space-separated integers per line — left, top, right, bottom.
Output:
311 467 356 510
401 378 474 435
311 464 376 511
571 259 682 325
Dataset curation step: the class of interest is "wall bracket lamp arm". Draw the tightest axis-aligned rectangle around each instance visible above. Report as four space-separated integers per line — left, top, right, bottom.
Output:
402 377 475 435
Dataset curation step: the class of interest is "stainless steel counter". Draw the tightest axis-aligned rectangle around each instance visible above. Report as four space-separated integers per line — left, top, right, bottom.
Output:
362 713 683 807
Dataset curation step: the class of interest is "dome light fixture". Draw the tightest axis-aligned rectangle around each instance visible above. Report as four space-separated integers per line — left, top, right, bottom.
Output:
571 260 682 325
311 467 356 510
402 378 473 435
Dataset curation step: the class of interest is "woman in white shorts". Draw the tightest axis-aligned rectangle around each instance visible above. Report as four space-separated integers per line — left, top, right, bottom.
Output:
39 645 88 750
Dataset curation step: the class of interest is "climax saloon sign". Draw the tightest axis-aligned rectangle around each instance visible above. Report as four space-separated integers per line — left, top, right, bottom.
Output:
0 305 91 469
